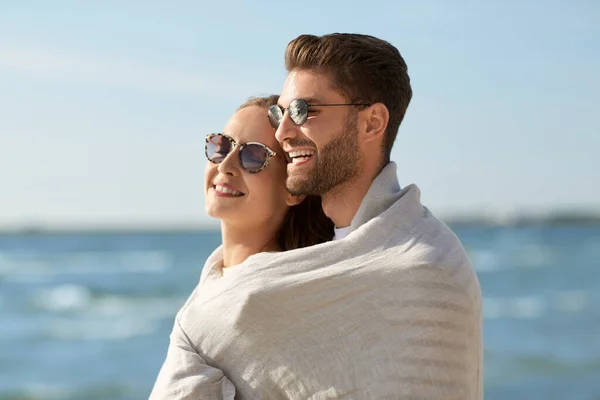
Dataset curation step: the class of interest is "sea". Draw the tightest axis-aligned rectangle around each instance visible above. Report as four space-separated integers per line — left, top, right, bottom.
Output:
1 225 599 400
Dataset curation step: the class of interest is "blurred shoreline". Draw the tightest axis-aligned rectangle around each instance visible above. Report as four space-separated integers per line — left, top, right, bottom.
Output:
2 211 600 235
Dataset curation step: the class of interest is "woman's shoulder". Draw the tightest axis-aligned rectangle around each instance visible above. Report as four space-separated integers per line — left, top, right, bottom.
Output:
198 245 225 284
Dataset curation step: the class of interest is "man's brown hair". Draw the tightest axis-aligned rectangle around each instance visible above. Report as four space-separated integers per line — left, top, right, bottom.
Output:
285 33 412 164
236 95 334 249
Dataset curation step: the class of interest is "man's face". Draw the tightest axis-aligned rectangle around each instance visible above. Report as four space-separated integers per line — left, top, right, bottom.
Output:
275 70 362 196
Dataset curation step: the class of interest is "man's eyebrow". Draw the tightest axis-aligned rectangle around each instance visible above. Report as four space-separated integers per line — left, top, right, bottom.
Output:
303 97 320 104
277 97 321 108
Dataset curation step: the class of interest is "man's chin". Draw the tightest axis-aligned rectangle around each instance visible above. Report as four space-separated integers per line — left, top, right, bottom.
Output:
286 176 314 197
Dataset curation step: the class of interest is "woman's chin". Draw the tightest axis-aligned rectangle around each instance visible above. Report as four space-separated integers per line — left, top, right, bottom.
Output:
205 206 244 222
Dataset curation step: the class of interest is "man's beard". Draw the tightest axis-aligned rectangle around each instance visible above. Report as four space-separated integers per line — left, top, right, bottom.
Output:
287 114 362 196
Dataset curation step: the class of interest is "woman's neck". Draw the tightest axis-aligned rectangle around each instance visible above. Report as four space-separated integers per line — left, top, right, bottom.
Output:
220 220 281 269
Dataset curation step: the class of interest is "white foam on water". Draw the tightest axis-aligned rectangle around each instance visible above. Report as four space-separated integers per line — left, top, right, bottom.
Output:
32 284 92 312
20 384 74 400
469 249 500 272
553 290 589 313
483 290 591 319
120 249 173 269
3 273 54 283
50 316 159 341
512 244 553 268
511 296 548 318
89 295 184 319
64 249 172 273
0 257 49 280
583 236 600 257
30 283 185 320
0 251 15 275
2 250 173 281
90 296 133 317
483 295 548 319
468 244 555 273
31 286 184 340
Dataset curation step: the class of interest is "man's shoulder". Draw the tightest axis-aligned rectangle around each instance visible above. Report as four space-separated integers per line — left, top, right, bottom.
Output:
382 205 480 297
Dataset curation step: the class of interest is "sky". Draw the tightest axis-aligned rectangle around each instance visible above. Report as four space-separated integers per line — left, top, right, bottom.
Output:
1 1 598 229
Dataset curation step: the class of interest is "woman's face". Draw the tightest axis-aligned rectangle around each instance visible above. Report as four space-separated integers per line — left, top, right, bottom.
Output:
204 106 299 227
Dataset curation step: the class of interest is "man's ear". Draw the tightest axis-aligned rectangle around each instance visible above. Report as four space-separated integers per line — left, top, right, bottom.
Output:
285 193 306 207
360 102 388 144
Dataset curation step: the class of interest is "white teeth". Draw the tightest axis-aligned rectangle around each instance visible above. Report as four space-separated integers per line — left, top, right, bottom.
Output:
214 185 242 196
288 150 314 164
288 150 314 158
291 157 309 164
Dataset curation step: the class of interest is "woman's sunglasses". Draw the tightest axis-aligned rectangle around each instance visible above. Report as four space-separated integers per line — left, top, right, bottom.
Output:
205 133 277 173
267 98 370 129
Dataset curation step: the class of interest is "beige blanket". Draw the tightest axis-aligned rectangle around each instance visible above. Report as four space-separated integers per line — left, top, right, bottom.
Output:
150 162 483 399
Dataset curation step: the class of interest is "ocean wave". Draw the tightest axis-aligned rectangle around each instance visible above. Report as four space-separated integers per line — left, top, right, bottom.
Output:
484 295 548 319
49 316 159 341
468 249 500 272
583 236 600 257
553 290 589 313
90 295 183 318
3 383 74 400
483 290 592 320
0 252 13 274
514 244 553 267
0 382 135 400
0 252 48 276
2 284 184 341
468 243 557 273
66 250 172 272
518 355 600 374
30 284 185 317
0 250 173 282
32 284 92 312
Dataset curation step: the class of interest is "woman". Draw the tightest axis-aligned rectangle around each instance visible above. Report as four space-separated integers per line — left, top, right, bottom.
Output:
149 95 333 399
202 95 333 277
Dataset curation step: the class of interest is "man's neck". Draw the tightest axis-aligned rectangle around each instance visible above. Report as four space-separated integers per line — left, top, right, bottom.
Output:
321 166 380 228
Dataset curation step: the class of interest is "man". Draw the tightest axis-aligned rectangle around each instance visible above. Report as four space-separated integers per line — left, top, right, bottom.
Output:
268 33 483 398
150 33 482 400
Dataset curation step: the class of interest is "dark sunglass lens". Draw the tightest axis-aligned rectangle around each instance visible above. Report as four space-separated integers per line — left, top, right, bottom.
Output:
240 144 269 172
289 99 308 125
206 135 232 163
268 105 283 129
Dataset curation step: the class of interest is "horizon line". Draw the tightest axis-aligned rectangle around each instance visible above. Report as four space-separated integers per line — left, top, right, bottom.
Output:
2 210 600 234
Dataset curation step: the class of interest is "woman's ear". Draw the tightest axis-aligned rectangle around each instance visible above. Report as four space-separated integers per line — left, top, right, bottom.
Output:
285 193 306 207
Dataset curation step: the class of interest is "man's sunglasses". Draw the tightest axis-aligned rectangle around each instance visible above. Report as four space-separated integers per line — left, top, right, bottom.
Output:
205 133 277 173
268 98 370 129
